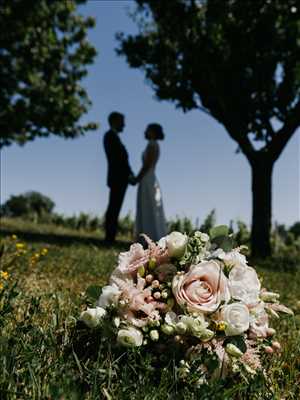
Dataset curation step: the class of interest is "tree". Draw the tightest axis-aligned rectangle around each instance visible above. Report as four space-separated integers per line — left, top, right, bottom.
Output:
1 191 55 218
117 0 300 257
0 0 97 148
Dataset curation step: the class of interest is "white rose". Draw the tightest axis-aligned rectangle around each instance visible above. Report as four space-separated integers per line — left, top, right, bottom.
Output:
117 327 143 347
98 284 121 309
222 303 250 336
80 307 106 328
166 231 188 258
229 265 261 305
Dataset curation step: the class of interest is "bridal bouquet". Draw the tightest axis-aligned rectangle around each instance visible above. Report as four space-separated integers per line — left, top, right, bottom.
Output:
80 227 293 382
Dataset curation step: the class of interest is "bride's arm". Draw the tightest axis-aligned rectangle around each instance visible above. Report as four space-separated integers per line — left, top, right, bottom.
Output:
136 143 157 182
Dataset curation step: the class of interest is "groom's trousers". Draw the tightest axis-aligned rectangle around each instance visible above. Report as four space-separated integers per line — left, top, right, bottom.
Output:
104 182 128 242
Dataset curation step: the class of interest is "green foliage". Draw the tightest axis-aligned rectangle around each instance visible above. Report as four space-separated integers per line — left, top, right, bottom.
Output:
0 0 97 148
1 191 55 218
118 0 300 258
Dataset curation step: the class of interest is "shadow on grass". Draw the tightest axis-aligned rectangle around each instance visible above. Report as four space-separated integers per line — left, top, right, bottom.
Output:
0 228 131 250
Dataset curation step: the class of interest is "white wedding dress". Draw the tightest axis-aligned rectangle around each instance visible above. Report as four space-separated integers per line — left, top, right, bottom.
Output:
135 140 167 241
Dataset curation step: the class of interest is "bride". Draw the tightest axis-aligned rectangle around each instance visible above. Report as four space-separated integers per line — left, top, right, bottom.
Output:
135 123 167 241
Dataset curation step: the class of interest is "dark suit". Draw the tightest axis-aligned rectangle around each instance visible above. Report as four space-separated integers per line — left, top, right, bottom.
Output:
103 129 133 241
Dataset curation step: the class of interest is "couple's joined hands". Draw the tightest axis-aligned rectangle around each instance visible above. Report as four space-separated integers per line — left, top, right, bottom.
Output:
128 174 139 186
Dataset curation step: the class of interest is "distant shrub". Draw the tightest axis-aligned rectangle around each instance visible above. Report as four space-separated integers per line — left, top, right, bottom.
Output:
1 191 55 219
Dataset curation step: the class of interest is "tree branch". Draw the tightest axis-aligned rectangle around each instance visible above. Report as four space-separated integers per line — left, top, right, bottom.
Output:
269 100 300 161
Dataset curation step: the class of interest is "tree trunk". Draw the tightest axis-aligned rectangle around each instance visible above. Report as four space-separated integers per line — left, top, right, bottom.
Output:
251 158 274 258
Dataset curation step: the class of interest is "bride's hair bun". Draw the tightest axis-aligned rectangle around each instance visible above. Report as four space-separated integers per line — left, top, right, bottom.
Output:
148 123 165 140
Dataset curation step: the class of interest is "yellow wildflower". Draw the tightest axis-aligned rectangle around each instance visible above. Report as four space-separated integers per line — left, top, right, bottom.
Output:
16 243 26 250
0 271 9 280
41 248 48 256
0 282 3 290
11 234 18 240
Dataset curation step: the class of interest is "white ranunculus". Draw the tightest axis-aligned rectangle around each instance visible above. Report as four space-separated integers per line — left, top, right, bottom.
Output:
97 284 121 309
180 314 208 337
117 327 143 347
229 265 261 305
166 231 188 258
165 311 178 327
222 303 250 336
80 307 106 328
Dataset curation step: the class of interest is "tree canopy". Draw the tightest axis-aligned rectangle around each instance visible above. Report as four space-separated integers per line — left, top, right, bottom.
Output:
0 0 97 148
118 0 300 257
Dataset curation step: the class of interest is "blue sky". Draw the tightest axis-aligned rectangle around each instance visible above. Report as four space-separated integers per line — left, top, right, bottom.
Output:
1 0 299 227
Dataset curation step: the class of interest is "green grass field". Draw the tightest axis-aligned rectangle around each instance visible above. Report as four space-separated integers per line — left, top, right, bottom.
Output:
0 218 299 399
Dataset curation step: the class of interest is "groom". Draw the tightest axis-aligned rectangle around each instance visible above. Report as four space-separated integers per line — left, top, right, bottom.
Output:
103 112 135 244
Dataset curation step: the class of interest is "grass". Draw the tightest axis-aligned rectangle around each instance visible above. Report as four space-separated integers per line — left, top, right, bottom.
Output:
0 218 299 399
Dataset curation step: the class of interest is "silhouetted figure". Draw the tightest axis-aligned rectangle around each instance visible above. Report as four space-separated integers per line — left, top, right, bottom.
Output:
135 123 167 241
103 112 135 244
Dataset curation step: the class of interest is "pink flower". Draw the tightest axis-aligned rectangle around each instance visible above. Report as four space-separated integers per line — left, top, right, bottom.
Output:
249 302 269 338
172 261 230 314
117 243 150 275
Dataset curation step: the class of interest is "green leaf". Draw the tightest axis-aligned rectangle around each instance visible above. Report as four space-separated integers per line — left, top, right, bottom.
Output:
209 225 229 240
86 285 102 301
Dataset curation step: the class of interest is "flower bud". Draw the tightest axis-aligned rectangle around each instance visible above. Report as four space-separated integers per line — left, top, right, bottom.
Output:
225 343 243 358
176 322 187 334
148 258 156 270
166 232 188 258
266 327 276 336
272 341 281 351
145 274 154 284
264 346 274 354
199 329 214 342
80 307 106 328
153 291 161 300
137 265 145 277
161 290 169 299
260 291 280 302
150 330 159 341
161 324 175 335
152 280 160 289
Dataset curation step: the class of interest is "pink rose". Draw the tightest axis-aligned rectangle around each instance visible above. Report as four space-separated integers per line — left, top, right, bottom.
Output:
117 243 150 275
172 261 230 313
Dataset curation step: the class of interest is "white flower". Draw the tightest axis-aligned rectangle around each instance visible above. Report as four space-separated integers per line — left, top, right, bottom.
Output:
222 303 250 336
158 236 167 249
249 302 269 338
229 265 261 305
220 249 247 268
161 324 175 335
117 327 143 347
80 307 106 328
97 284 121 309
180 314 208 337
165 231 188 258
149 330 159 341
165 311 178 327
